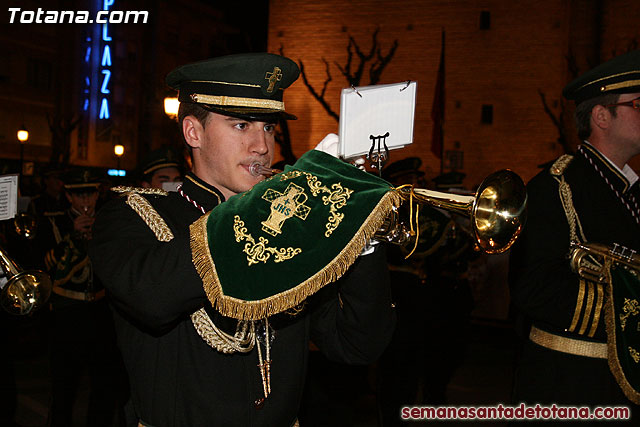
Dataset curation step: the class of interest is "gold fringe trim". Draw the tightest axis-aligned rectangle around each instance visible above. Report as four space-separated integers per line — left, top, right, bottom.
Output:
112 186 168 196
190 190 402 320
604 259 640 404
126 193 174 242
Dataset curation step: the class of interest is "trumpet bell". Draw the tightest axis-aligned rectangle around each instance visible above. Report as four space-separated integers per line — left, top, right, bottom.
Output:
0 245 53 315
13 212 38 239
405 169 527 254
1 270 52 315
473 170 527 254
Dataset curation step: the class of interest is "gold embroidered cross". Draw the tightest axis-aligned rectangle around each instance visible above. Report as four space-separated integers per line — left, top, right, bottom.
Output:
261 183 310 236
264 67 282 93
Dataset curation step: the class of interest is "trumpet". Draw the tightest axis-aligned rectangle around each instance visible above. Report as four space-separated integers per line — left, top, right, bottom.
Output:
0 245 52 315
570 241 640 283
376 169 527 254
13 212 38 239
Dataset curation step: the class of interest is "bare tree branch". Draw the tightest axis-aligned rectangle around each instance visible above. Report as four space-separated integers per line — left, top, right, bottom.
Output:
370 39 399 85
538 89 571 154
290 28 398 122
298 60 339 122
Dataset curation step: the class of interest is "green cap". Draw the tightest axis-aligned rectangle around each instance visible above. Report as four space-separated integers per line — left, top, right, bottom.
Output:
140 147 181 177
563 50 640 104
166 53 300 120
63 168 101 192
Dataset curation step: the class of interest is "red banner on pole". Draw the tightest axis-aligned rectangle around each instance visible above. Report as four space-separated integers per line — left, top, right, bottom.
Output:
430 30 445 160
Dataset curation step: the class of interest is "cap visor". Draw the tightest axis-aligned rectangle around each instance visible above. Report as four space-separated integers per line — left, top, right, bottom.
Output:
200 104 297 121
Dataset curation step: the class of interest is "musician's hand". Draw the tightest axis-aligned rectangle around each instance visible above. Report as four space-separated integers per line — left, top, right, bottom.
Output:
74 214 95 234
314 133 339 158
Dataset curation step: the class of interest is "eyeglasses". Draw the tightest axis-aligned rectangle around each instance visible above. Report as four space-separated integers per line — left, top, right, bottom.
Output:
604 98 640 110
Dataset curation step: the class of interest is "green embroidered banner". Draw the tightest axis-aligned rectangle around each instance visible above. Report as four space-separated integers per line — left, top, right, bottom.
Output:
606 262 640 404
190 150 401 320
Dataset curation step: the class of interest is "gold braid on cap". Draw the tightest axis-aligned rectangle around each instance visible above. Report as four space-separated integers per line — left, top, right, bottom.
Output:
189 93 284 111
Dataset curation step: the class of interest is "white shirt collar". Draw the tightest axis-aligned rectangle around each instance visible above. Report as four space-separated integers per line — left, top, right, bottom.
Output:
583 141 639 187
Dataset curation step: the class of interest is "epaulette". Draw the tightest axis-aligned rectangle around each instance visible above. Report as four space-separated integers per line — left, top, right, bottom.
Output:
550 154 574 176
111 186 168 196
112 186 174 242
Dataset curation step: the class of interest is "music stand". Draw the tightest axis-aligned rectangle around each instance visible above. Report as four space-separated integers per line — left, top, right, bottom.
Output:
338 81 417 172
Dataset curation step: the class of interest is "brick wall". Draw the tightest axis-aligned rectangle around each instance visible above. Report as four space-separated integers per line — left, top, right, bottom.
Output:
268 0 640 188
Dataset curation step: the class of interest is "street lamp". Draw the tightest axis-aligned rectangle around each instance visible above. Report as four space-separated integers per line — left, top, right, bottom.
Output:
17 125 29 175
164 97 179 120
114 144 124 170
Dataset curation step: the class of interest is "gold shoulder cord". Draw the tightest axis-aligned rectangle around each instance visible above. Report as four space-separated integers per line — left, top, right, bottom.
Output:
550 155 586 244
190 308 256 354
112 185 168 196
551 155 603 337
115 187 174 242
115 188 256 354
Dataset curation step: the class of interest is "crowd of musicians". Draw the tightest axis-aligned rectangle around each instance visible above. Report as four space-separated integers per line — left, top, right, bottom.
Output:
0 49 639 426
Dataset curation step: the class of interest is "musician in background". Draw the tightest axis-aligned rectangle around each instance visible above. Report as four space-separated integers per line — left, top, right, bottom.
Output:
28 165 69 217
38 168 125 427
509 50 640 416
138 147 183 190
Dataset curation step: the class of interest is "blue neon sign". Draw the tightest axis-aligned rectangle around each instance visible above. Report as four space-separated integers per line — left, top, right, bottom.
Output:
107 169 127 177
98 0 113 120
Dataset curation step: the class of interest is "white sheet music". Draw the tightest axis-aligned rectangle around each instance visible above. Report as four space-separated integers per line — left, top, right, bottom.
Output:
339 81 417 159
0 174 19 221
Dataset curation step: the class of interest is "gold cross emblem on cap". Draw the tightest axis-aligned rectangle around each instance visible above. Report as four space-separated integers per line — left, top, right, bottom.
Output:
264 67 282 94
261 183 310 236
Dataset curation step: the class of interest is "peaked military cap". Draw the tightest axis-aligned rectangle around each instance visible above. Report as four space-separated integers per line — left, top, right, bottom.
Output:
140 147 181 176
563 50 640 104
63 168 101 192
166 53 300 120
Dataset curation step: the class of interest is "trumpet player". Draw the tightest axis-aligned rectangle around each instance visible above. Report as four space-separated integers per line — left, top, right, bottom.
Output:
509 50 640 416
35 168 125 427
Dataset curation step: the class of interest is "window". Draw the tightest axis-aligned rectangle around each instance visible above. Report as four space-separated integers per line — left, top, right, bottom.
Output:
481 104 493 124
480 11 491 30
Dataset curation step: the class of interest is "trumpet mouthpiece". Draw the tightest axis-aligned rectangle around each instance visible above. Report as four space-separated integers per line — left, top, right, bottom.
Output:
249 162 280 177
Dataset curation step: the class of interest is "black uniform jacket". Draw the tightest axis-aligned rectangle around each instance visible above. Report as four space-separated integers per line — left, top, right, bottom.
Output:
509 143 640 404
89 172 395 427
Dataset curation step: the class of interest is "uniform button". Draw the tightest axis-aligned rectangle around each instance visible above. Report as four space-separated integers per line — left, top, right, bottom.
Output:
254 397 265 409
